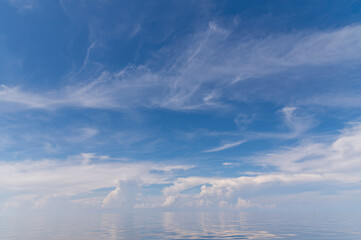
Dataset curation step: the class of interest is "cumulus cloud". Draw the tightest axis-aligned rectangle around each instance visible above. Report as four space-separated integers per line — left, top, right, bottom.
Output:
161 122 361 209
102 181 139 209
0 153 192 210
102 186 121 208
256 122 361 177
162 195 177 207
2 122 361 211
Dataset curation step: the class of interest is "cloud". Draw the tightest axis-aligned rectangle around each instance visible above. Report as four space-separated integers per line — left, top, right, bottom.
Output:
161 122 361 209
67 127 98 142
234 197 263 209
222 162 233 166
279 106 313 136
203 140 246 152
102 186 121 207
281 106 297 123
0 153 192 210
201 106 312 154
1 24 361 112
0 85 53 109
6 0 36 11
162 195 177 207
2 122 361 211
256 122 361 177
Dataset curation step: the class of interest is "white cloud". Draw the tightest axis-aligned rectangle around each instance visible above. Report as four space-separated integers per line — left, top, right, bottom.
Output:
161 122 361 209
234 197 261 209
102 186 121 208
281 106 297 123
279 106 313 137
203 107 312 154
2 122 361 210
162 195 176 207
222 162 233 166
0 153 192 210
256 122 361 178
203 140 246 152
0 85 53 109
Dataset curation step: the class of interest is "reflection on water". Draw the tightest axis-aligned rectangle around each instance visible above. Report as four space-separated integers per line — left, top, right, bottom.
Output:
161 212 283 239
1 211 361 239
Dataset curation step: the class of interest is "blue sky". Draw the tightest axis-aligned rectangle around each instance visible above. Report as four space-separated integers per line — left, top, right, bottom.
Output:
1 0 361 212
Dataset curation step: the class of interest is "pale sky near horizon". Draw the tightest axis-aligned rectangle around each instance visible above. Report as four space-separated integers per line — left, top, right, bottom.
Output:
1 0 361 213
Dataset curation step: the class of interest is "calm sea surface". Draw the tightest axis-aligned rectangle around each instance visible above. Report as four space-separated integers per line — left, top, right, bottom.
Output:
1 211 360 239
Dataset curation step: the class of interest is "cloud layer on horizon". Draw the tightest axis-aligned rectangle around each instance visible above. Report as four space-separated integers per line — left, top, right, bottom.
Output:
1 122 361 211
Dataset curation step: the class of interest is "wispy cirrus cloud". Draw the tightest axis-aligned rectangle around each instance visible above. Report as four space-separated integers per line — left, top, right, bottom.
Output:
66 127 98 143
202 106 313 153
6 0 36 11
1 24 361 112
203 140 246 153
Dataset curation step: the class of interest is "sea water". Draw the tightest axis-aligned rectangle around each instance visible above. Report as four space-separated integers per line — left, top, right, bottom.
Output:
0 211 360 239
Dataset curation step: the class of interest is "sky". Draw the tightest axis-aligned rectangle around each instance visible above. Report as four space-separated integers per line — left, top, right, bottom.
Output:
1 0 361 213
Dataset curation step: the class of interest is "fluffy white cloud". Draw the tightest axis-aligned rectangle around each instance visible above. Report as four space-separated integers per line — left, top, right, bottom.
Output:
0 153 192 210
2 122 361 211
161 122 361 209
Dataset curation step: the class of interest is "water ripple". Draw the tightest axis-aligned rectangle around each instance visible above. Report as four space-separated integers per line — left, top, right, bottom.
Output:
0 212 360 239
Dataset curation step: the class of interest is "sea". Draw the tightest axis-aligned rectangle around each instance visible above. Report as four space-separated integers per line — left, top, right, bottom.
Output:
1 211 360 239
